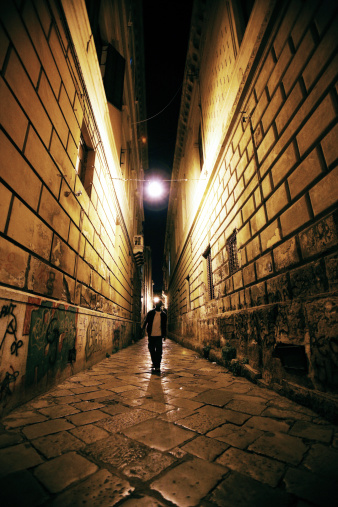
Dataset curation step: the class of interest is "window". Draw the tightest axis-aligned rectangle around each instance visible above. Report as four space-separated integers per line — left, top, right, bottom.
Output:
101 44 125 110
202 246 214 300
198 124 204 171
226 229 239 275
76 135 88 183
85 0 103 59
240 0 255 27
230 0 255 47
185 276 191 311
75 128 95 197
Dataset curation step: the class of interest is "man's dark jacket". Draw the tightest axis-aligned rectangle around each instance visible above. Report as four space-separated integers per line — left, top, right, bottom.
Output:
143 309 167 337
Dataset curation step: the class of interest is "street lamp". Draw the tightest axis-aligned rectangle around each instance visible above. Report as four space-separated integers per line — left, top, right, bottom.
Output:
147 180 164 198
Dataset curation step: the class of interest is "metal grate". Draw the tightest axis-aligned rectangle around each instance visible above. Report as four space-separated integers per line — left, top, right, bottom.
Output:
226 229 239 276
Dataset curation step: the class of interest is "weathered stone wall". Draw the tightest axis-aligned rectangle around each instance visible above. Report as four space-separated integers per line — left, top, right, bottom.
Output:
165 0 338 404
0 0 145 412
0 287 133 416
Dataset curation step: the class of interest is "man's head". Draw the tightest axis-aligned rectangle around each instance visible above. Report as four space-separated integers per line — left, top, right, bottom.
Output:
155 300 163 311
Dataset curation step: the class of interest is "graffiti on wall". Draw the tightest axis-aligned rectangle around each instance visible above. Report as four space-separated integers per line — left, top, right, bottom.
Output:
0 303 23 356
0 366 19 401
84 316 127 360
25 301 76 387
0 301 27 404
85 317 105 360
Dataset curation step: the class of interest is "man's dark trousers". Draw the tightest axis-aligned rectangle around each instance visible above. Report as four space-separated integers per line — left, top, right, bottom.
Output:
148 336 162 368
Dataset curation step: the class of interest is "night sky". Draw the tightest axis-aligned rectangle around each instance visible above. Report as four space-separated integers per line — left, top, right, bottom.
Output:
142 0 193 292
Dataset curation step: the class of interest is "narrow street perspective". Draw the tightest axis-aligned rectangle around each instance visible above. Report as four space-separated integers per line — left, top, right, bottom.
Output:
1 0 338 505
1 338 338 506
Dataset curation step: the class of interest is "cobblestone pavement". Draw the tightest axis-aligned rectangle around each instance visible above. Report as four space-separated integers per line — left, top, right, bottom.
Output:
1 338 338 507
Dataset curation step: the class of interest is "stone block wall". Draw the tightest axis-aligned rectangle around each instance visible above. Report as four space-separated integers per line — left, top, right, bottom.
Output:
166 0 338 402
0 287 132 415
0 0 145 413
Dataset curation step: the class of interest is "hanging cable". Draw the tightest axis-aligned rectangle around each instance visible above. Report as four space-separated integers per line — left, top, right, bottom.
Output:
132 82 183 125
112 177 205 182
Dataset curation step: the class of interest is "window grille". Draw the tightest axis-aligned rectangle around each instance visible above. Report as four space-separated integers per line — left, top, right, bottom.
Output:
202 246 214 300
185 276 191 311
226 229 239 275
198 124 204 171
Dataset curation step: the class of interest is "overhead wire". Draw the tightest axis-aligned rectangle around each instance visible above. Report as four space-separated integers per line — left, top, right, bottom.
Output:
132 82 183 125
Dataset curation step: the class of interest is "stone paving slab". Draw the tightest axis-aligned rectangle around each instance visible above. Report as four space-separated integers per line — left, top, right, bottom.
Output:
0 442 44 477
122 418 195 451
0 469 49 506
84 432 150 469
22 418 75 439
38 404 80 419
31 430 85 458
289 420 333 442
96 408 154 433
248 431 309 465
0 337 338 506
34 451 98 493
122 449 176 481
210 470 291 507
0 430 22 448
66 408 109 426
71 400 105 411
216 446 286 487
51 468 133 507
2 410 48 429
193 388 234 406
70 423 110 444
243 415 290 433
150 456 227 507
181 434 229 461
206 422 264 449
120 496 166 506
302 443 338 480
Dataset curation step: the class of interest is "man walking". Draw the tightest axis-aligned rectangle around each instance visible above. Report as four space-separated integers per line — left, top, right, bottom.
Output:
142 300 167 372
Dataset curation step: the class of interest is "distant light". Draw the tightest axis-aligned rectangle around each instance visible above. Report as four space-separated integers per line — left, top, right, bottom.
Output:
154 297 160 303
147 180 164 198
141 136 147 144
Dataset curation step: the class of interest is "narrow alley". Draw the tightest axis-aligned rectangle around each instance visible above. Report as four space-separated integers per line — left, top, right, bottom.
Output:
1 338 337 507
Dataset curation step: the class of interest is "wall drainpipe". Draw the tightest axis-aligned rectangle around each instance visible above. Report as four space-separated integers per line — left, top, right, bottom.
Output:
73 208 85 303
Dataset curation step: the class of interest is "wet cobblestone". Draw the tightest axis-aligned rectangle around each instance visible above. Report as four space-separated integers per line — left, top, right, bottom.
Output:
0 337 338 506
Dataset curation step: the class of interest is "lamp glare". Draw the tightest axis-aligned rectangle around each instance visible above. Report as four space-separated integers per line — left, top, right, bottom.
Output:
147 180 163 198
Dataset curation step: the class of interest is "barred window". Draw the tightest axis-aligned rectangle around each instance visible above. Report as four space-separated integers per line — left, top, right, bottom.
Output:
202 246 214 300
75 124 95 197
198 124 204 171
185 276 191 311
226 229 239 275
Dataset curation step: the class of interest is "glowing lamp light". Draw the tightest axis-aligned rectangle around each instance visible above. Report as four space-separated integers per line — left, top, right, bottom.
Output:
154 297 160 303
147 180 164 198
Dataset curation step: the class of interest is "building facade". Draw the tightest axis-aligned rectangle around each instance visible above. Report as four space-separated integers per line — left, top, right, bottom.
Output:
164 0 338 414
0 0 147 414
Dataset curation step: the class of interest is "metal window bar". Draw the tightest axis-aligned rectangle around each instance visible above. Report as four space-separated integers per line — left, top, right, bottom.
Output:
206 251 214 300
226 229 239 275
